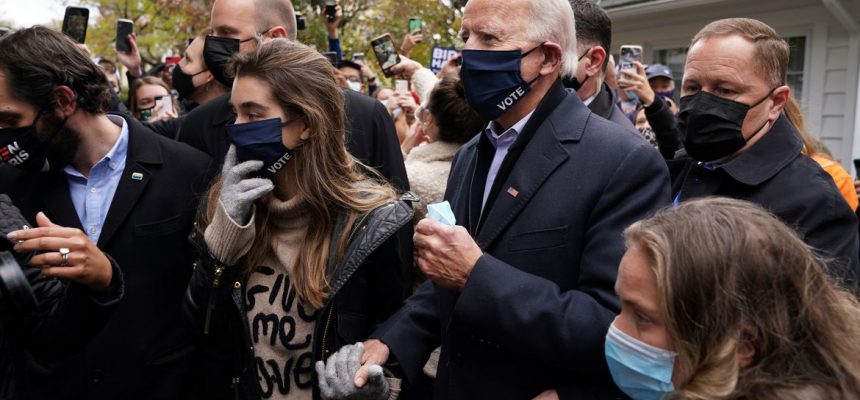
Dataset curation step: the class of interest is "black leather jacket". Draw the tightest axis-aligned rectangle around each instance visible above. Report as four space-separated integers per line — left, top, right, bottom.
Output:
184 200 414 400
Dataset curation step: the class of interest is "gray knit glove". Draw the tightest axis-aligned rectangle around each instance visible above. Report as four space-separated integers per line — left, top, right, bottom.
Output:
316 343 389 400
219 145 274 225
0 194 29 240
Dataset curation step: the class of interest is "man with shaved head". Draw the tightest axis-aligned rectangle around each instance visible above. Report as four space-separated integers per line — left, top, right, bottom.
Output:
177 0 408 191
320 0 670 398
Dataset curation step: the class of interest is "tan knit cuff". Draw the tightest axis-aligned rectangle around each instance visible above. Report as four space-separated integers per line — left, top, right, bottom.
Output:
203 201 257 265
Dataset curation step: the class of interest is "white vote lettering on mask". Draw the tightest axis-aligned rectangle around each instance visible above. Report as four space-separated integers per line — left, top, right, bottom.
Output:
267 152 294 175
497 87 526 111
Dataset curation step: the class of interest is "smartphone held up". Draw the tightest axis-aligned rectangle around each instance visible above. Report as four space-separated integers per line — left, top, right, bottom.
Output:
325 0 337 23
619 45 642 74
115 19 134 53
371 34 401 77
62 6 89 44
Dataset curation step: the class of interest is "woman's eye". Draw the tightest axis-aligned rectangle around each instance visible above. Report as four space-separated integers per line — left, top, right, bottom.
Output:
635 311 652 326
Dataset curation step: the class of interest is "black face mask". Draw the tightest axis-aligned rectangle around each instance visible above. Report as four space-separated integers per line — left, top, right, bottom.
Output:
203 36 241 87
203 30 268 88
564 74 589 92
172 64 207 100
0 112 50 172
0 110 73 172
679 89 773 162
562 51 591 92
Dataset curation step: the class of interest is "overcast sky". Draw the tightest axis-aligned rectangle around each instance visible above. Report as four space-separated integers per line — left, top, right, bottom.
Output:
1 0 69 27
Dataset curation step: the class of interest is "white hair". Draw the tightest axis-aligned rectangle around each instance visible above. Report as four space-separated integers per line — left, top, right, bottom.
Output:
526 0 578 78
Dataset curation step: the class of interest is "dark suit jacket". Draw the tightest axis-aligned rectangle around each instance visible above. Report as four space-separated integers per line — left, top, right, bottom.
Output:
373 82 670 399
0 114 213 400
585 83 635 132
670 115 860 285
175 89 409 191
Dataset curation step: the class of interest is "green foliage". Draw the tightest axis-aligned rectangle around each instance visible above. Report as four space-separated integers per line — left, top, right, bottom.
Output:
293 0 463 85
69 0 463 84
73 0 213 67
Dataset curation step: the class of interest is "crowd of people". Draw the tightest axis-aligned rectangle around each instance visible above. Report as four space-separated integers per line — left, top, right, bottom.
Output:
1 0 860 399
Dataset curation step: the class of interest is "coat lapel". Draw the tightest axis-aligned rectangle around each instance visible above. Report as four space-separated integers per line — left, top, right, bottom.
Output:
473 126 569 249
464 145 483 235
39 172 84 230
97 115 163 247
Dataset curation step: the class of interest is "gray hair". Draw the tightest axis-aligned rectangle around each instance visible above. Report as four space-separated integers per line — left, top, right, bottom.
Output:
526 0 578 78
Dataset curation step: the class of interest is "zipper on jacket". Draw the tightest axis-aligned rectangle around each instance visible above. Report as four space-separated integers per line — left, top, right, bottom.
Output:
204 265 225 335
319 302 336 360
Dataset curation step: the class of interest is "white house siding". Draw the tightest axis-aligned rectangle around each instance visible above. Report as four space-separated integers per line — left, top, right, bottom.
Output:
606 0 860 169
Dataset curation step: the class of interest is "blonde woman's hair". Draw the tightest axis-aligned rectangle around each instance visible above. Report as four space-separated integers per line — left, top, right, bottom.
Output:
624 197 860 400
203 39 397 309
783 93 826 158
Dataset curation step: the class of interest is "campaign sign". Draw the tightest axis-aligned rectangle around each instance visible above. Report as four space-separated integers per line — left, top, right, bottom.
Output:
430 46 458 73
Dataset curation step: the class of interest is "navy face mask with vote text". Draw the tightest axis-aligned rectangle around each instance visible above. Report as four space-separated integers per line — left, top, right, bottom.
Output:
226 117 297 179
460 44 543 121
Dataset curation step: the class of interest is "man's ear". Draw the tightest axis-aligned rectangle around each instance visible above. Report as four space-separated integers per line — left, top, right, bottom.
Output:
53 85 77 117
539 42 563 76
268 26 288 39
769 86 790 121
586 46 607 78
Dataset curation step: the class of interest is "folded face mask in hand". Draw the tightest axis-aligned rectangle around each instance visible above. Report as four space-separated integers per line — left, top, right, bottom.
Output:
427 201 456 226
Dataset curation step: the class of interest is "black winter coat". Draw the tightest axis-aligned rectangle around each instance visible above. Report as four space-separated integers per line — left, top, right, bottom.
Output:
670 115 860 284
0 253 123 400
184 200 414 400
0 115 213 399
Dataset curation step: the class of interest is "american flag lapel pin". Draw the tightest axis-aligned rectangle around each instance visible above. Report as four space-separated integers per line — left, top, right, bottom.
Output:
507 187 519 198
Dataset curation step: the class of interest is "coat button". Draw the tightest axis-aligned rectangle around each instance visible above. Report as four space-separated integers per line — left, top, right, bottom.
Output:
234 282 242 289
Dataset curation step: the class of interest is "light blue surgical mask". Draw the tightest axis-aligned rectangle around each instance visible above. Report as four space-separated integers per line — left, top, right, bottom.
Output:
605 321 676 400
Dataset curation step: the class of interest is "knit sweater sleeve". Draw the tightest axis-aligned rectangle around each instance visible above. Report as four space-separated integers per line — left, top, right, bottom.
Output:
203 201 257 265
411 67 439 105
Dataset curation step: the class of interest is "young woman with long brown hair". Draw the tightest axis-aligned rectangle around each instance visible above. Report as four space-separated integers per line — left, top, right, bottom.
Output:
607 197 860 400
184 39 413 400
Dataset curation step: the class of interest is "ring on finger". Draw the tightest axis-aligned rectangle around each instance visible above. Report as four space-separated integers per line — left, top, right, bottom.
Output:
59 247 70 266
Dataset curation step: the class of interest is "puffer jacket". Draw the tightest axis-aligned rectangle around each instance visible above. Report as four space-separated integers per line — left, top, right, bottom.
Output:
184 200 414 400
